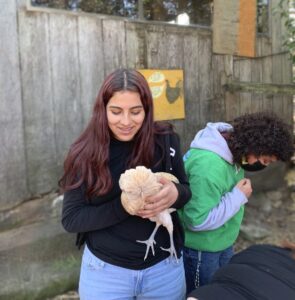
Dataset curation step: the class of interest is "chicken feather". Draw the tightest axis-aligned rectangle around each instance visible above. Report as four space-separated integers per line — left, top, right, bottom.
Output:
119 166 179 261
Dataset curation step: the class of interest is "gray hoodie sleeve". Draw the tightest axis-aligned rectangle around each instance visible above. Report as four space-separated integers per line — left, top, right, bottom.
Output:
187 187 248 231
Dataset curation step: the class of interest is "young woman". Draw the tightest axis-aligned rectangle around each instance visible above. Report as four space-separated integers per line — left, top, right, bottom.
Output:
179 112 293 294
60 69 191 300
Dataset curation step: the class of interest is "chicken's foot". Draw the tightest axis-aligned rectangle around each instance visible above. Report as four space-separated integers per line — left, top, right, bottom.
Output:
137 223 160 261
160 231 178 262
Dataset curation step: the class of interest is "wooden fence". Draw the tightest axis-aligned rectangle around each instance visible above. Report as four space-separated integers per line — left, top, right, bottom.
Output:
0 0 292 210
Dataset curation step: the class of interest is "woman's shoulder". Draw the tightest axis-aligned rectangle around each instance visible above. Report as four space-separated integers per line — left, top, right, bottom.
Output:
154 122 178 139
154 131 180 153
154 121 174 133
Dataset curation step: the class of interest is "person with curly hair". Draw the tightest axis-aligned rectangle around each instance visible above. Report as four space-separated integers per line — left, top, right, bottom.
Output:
178 112 294 294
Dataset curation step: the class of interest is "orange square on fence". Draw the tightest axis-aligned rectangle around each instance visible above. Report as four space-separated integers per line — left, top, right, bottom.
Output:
138 69 185 121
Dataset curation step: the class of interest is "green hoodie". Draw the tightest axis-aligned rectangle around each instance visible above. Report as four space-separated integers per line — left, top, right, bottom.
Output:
178 149 245 252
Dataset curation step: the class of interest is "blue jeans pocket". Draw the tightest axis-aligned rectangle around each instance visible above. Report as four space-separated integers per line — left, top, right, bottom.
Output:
82 246 105 270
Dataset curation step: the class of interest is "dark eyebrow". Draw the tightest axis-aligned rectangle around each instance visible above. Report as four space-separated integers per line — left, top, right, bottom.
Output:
108 105 143 109
130 106 144 109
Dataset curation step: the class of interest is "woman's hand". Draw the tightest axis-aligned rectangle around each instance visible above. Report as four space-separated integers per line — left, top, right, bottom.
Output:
136 177 178 219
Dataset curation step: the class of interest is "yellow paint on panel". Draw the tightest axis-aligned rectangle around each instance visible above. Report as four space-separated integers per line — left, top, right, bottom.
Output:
138 69 185 121
237 0 256 57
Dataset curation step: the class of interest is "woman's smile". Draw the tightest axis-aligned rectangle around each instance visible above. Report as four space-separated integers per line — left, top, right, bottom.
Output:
106 91 145 141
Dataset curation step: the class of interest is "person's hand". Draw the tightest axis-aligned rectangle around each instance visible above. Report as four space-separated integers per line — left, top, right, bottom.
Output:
236 178 252 198
136 177 178 219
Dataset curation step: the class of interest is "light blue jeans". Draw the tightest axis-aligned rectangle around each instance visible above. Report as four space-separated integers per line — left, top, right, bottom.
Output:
79 245 186 300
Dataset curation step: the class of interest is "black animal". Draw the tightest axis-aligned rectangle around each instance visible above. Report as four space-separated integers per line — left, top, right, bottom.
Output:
165 79 183 103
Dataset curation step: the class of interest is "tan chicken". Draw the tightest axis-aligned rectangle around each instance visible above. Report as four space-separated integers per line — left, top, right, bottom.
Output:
119 166 179 261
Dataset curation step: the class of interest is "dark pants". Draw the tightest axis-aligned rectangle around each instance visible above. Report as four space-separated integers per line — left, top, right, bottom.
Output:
183 245 234 294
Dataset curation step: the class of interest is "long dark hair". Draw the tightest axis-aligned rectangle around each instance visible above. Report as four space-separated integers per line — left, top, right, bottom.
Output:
59 69 172 197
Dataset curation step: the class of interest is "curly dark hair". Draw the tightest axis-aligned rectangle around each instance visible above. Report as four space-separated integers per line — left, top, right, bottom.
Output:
227 112 294 164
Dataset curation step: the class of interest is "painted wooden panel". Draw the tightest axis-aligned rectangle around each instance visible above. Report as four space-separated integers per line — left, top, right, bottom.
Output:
213 0 256 57
237 0 256 57
146 25 186 141
139 69 185 121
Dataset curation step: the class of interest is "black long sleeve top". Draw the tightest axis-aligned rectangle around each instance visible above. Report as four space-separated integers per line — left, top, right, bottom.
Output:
62 132 191 270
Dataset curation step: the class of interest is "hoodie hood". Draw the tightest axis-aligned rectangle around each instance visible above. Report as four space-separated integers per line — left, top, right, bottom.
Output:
190 122 234 164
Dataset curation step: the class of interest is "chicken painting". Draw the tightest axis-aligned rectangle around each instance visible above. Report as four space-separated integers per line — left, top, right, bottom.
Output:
119 166 179 261
165 79 183 103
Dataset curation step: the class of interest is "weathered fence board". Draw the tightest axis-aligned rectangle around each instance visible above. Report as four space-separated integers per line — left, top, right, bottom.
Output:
49 13 83 172
18 11 58 195
212 54 226 121
251 58 263 112
281 53 293 126
126 22 146 69
183 33 200 146
238 58 252 114
146 26 167 69
102 19 127 75
198 36 214 125
272 54 284 116
271 0 285 54
261 55 274 110
212 55 224 99
78 16 104 127
225 56 240 121
0 0 29 209
256 36 272 58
